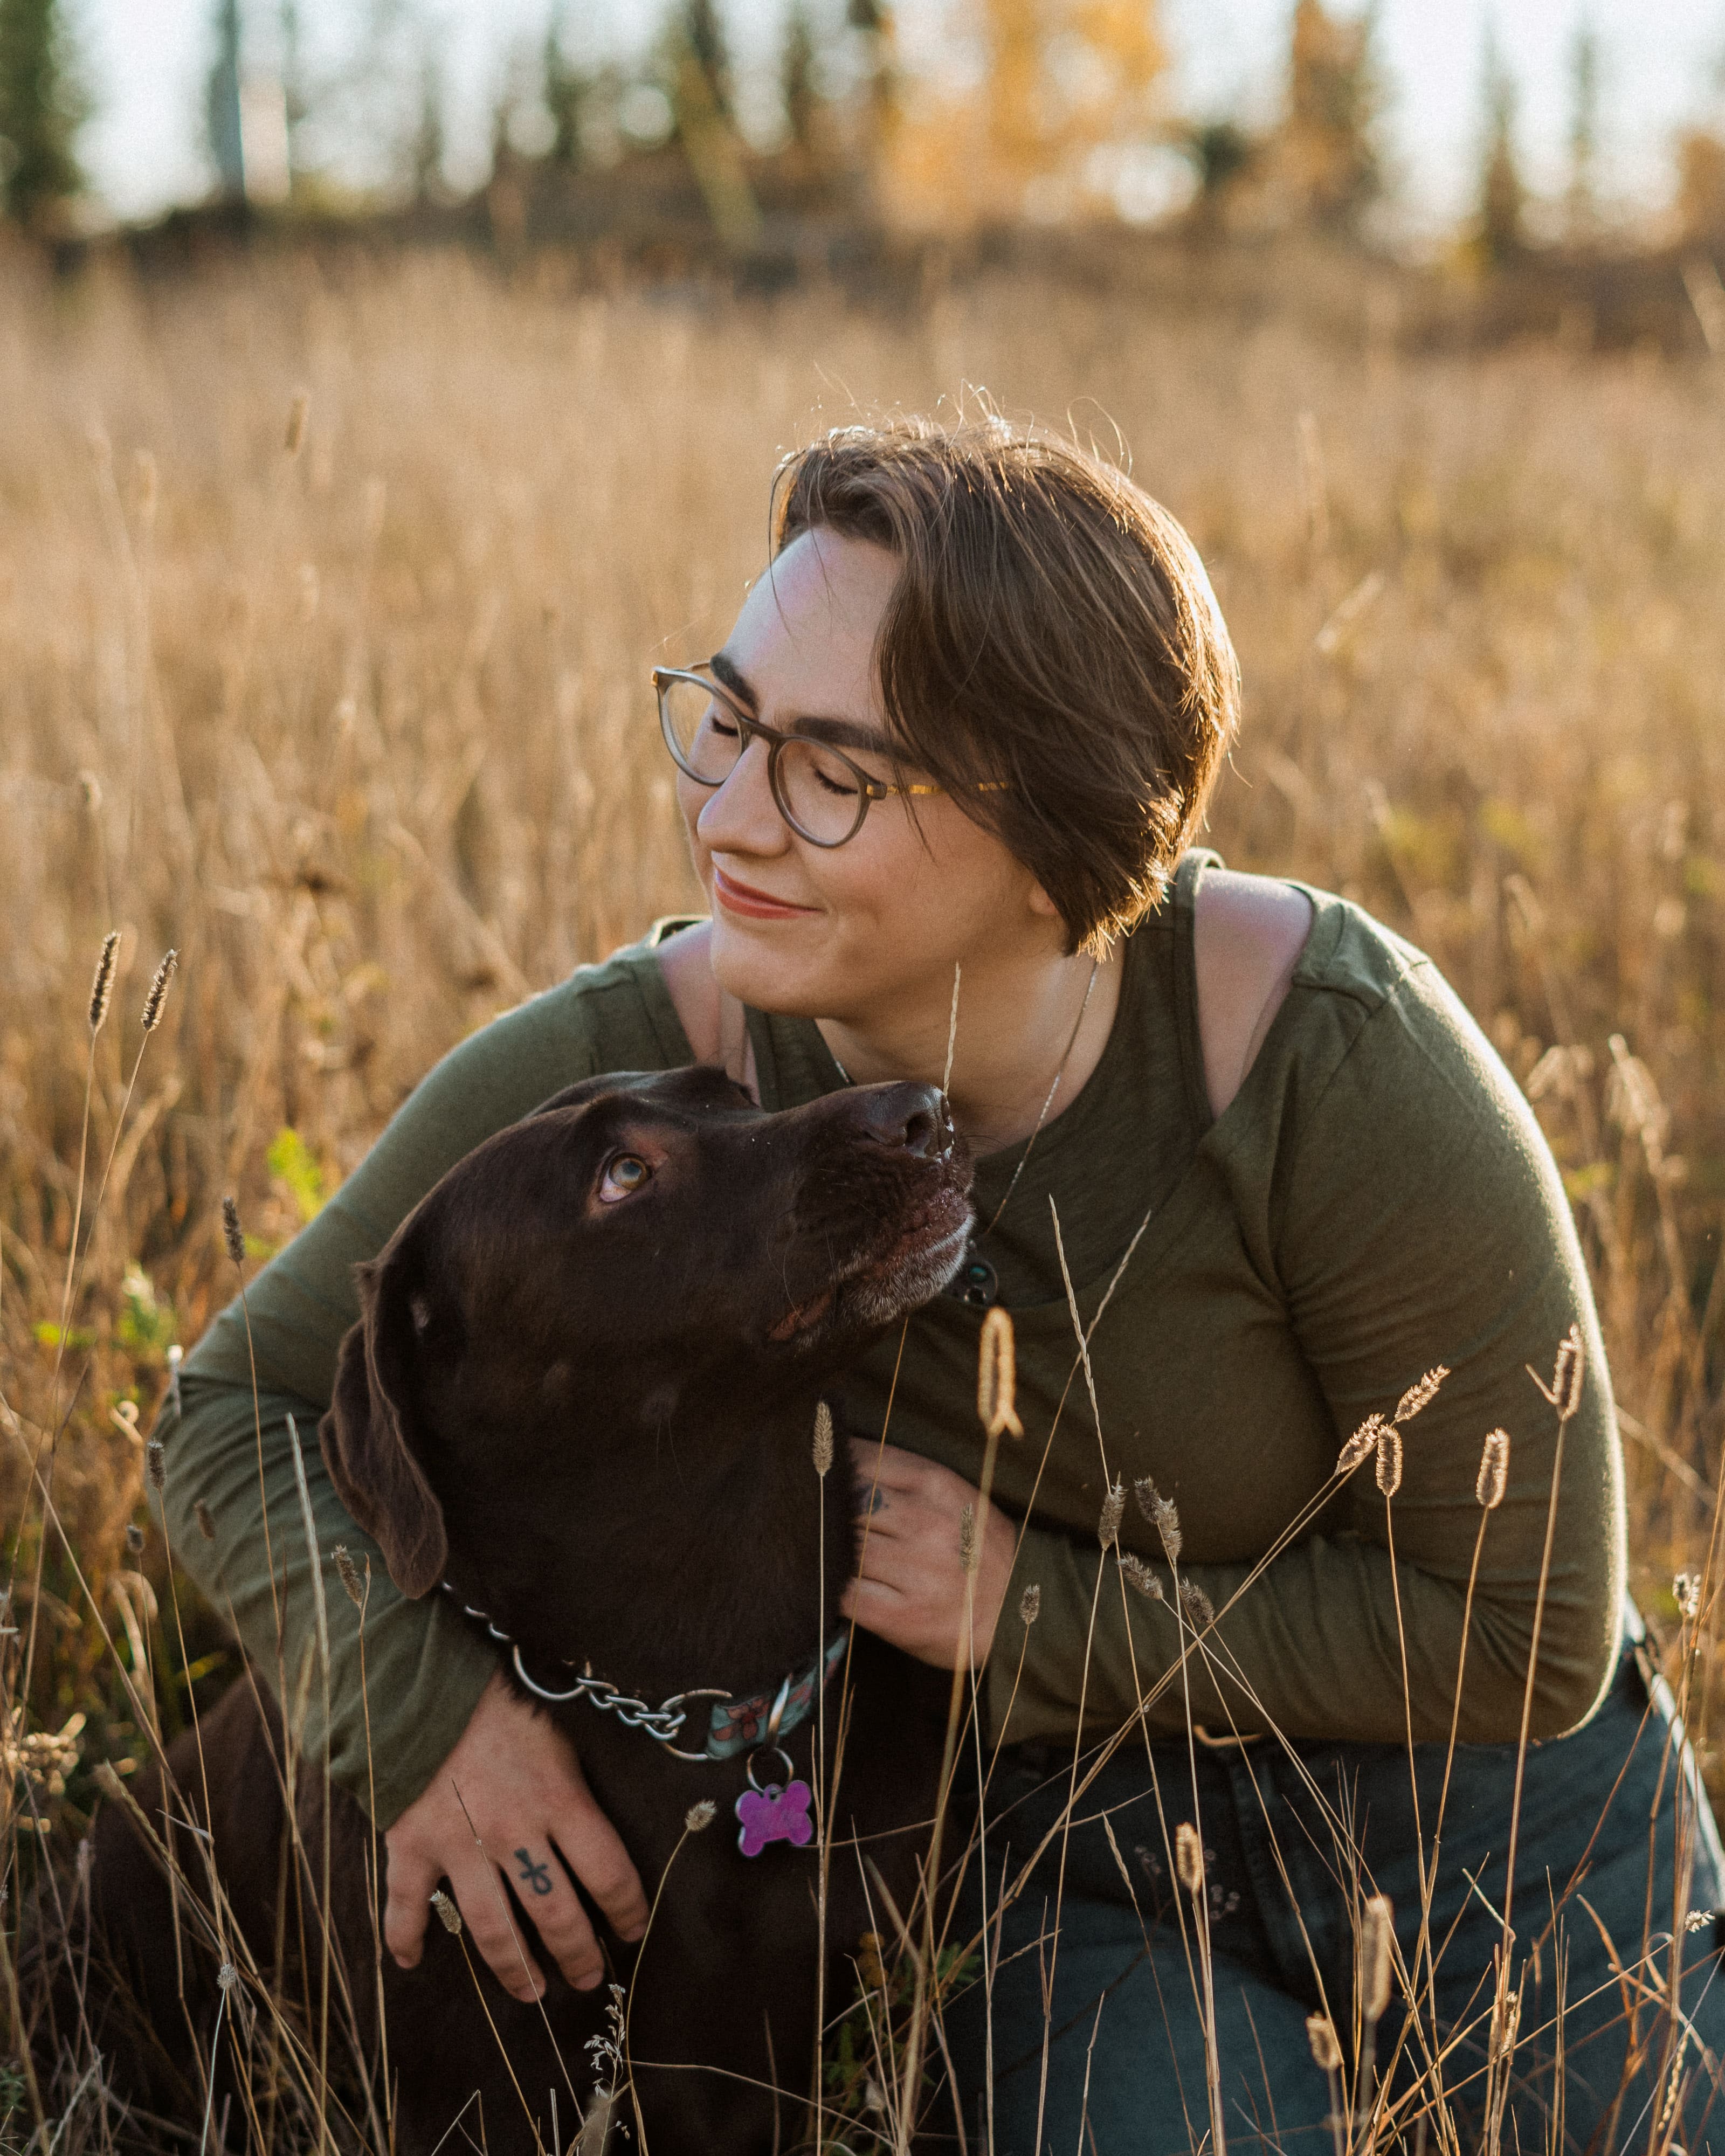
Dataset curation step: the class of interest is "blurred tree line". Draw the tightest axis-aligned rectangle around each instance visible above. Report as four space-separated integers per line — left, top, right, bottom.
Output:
3 0 1725 277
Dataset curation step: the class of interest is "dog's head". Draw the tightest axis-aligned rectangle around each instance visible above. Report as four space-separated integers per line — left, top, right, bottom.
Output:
320 1066 972 1597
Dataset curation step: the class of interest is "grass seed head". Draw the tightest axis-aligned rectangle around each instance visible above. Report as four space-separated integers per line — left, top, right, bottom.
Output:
88 930 119 1034
333 1546 366 1607
1476 1429 1510 1509
222 1196 245 1267
1119 1551 1164 1601
1306 2013 1342 2073
1536 1324 1586 1418
1337 1414 1385 1477
1361 1894 1394 2021
977 1305 1023 1437
685 1799 716 1833
141 949 178 1032
1393 1365 1449 1423
1175 1820 1204 1897
1019 1582 1041 1627
194 1501 216 1542
959 1501 977 1573
430 1888 462 1934
812 1399 833 1477
1375 1425 1403 1497
1098 1478 1124 1549
1559 1324 1586 1417
1180 1578 1214 1628
1134 1479 1182 1563
146 1437 165 1490
1488 1984 1520 2065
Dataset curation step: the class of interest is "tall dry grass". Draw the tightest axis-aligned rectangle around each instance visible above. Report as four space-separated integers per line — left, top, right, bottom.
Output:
2 243 1724 2147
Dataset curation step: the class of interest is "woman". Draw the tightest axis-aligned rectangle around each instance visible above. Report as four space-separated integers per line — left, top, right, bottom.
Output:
165 417 1723 2151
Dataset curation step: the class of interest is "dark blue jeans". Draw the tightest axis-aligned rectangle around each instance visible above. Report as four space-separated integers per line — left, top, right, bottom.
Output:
944 1636 1725 2153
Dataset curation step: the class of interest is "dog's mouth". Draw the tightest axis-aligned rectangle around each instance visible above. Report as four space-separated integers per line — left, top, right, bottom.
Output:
767 1177 975 1345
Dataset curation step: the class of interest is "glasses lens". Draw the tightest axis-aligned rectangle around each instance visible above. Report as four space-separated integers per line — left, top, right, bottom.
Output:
776 736 871 846
661 675 744 784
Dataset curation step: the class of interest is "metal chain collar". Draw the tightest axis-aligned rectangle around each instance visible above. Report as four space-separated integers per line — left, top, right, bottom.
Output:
442 1585 840 1766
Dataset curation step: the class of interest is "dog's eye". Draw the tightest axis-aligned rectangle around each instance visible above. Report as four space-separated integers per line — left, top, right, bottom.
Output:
598 1153 653 1204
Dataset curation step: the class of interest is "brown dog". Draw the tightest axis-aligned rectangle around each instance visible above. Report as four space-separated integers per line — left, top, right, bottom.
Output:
57 1067 972 2153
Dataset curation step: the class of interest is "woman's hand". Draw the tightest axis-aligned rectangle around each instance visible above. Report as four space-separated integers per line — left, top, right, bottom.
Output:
841 1443 1015 1669
383 1669 649 2003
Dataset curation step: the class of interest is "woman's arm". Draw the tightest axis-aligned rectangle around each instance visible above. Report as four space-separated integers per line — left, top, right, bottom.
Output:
158 965 664 1997
983 957 1624 1751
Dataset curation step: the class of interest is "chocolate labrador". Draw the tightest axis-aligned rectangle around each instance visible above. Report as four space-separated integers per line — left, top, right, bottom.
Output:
53 1067 972 2153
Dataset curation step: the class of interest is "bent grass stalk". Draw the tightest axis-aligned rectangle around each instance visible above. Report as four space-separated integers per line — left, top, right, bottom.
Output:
620 1799 719 2145
430 1882 547 2152
1053 1194 1227 2156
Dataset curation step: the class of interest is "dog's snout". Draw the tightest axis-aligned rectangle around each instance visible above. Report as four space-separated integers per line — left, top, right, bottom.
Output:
848 1082 948 1158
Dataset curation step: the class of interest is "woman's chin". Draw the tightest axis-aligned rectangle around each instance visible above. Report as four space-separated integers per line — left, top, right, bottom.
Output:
708 916 832 1014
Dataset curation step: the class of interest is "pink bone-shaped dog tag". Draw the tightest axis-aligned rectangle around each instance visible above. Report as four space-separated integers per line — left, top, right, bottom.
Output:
735 1779 815 1858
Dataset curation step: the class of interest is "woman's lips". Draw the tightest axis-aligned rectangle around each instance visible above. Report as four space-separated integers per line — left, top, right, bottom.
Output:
713 868 818 921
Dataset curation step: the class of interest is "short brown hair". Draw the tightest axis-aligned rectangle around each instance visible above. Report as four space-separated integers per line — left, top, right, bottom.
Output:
772 416 1240 956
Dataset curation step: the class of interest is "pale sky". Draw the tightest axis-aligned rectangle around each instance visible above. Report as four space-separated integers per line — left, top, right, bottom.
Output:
79 0 1725 235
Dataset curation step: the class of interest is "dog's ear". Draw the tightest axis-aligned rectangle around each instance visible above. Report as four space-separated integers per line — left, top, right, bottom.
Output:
319 1240 448 1599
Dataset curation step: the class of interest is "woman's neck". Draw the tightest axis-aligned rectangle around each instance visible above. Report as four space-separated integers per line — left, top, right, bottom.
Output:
655 917 1124 1159
817 942 1122 1157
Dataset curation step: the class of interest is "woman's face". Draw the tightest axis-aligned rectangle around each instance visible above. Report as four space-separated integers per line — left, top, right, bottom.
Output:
677 527 1060 1028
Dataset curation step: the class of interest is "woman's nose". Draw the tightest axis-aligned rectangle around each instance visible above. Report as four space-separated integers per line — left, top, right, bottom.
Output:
695 738 788 855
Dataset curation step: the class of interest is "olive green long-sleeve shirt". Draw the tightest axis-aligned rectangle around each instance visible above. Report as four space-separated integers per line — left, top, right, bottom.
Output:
158 854 1625 1825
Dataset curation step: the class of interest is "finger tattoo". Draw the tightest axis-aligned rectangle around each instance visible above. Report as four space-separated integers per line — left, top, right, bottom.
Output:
514 1848 555 1897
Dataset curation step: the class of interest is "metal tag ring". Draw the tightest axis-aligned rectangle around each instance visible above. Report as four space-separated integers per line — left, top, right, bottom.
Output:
745 1744 797 1794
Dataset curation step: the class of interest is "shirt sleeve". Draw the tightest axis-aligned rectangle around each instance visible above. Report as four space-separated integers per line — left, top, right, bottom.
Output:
158 975 613 1825
988 960 1626 1752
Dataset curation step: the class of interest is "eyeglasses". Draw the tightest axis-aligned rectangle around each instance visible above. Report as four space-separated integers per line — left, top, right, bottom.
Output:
653 665 1000 849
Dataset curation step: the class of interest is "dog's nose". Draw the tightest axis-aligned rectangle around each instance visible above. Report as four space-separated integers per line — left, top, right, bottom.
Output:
847 1082 947 1159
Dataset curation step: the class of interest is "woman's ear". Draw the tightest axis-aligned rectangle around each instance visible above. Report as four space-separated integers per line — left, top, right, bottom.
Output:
319 1239 448 1598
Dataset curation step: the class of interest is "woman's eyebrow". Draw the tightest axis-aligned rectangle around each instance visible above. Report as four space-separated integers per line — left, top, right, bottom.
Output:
708 651 894 755
708 650 760 710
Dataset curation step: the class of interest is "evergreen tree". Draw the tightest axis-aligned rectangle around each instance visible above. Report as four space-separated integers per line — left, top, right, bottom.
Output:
280 0 308 186
661 0 760 249
410 44 446 202
1282 0 1381 233
1184 116 1255 223
1475 20 1525 265
544 1 588 168
680 0 732 122
206 0 244 201
1565 17 1600 233
0 0 87 230
781 0 818 154
846 0 895 165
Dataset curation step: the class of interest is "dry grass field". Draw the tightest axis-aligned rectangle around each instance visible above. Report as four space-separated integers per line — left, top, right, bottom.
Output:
2 243 1724 2148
